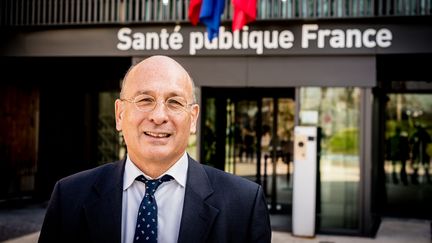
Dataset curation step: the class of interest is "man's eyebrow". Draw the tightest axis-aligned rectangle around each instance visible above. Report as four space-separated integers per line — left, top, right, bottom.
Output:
166 91 187 98
131 90 187 98
134 90 151 96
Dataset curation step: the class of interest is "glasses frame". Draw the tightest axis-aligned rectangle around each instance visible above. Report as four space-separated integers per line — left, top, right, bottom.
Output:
120 94 196 114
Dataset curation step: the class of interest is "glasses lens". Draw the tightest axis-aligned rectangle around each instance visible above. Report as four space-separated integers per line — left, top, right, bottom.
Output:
131 95 190 113
134 94 156 112
166 97 188 113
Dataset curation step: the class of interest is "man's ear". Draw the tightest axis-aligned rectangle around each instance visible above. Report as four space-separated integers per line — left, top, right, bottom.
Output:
115 99 124 131
189 105 200 134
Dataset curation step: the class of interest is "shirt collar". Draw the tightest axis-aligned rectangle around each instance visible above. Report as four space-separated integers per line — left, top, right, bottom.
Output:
123 152 189 190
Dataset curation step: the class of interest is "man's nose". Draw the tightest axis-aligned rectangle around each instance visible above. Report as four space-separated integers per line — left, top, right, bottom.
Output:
148 101 169 124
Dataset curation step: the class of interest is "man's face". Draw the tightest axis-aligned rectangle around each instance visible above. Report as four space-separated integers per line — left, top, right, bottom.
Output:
115 59 199 165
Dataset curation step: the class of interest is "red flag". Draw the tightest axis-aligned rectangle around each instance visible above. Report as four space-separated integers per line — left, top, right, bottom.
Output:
232 0 256 31
189 0 203 25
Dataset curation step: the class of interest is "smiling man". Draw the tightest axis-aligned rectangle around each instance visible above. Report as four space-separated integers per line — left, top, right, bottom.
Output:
39 56 271 243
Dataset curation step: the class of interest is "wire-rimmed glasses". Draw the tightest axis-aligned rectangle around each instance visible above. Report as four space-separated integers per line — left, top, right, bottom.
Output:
120 94 195 114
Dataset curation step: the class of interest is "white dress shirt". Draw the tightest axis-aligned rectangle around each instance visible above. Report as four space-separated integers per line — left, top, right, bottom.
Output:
121 152 188 243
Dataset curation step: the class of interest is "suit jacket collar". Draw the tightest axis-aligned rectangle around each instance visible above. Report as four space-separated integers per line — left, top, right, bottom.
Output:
79 156 219 243
177 156 219 243
84 158 126 243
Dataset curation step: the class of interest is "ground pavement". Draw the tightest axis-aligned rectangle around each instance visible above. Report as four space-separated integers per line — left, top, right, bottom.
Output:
0 204 430 243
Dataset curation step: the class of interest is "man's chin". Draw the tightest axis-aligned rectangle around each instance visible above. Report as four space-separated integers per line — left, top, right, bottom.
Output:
143 137 171 146
142 148 172 161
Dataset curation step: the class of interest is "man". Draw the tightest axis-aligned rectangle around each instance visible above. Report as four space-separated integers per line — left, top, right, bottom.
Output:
409 123 431 184
39 55 271 243
386 127 409 185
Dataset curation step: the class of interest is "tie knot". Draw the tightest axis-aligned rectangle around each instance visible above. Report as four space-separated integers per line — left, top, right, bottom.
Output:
136 175 174 196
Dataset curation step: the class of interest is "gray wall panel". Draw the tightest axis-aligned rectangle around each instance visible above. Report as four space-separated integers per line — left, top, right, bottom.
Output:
247 56 376 87
175 57 248 87
173 56 375 88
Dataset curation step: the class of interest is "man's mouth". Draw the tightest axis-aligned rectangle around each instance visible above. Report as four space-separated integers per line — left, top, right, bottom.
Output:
144 131 172 138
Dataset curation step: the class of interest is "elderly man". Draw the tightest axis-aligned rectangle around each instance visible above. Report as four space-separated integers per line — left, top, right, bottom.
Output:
39 55 271 243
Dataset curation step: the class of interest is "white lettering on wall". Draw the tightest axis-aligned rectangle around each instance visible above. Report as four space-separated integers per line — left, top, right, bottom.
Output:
116 25 393 54
302 24 318 48
116 27 185 52
301 24 393 49
117 27 132 50
188 27 294 55
189 32 204 55
376 28 392 48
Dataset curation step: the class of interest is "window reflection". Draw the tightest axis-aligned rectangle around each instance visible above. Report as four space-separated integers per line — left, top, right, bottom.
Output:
98 92 122 164
385 94 432 185
299 87 361 230
384 93 432 218
203 98 218 168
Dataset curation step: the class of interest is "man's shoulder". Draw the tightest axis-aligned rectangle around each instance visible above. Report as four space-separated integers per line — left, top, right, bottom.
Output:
200 163 260 191
56 160 124 191
194 162 263 207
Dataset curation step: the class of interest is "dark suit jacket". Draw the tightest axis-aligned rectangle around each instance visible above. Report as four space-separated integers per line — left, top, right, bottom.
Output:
38 156 271 243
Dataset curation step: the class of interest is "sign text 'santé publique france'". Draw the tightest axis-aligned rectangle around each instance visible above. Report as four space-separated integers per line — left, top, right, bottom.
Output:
116 24 393 55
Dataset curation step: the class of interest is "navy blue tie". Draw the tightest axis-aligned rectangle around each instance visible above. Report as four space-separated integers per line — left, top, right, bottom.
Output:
134 175 174 243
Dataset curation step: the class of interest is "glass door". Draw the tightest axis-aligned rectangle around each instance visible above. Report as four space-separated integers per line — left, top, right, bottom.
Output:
256 97 295 216
383 92 432 218
299 87 362 232
201 88 295 230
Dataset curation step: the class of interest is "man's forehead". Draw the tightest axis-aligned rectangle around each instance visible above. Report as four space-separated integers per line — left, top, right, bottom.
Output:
129 85 188 97
135 55 184 73
130 57 187 82
124 72 191 97
127 70 189 88
122 56 193 97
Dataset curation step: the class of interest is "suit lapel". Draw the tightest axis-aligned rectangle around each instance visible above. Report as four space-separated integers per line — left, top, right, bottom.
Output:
78 157 218 242
177 157 219 243
83 159 125 243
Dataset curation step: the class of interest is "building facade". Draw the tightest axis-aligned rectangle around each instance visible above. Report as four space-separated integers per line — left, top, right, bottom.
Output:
1 0 432 237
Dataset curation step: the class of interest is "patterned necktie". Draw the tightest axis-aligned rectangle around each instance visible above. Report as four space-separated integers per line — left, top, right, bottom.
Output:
133 174 174 243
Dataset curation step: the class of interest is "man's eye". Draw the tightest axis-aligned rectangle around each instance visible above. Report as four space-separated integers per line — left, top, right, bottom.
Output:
136 97 154 104
167 98 185 107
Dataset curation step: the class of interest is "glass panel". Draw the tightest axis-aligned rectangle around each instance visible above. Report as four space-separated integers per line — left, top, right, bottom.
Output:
202 98 218 167
384 93 432 217
185 87 200 160
263 98 295 215
186 132 197 160
201 89 295 231
299 87 361 230
225 98 236 173
262 97 274 197
97 92 123 164
0 86 39 196
227 99 258 180
276 98 296 205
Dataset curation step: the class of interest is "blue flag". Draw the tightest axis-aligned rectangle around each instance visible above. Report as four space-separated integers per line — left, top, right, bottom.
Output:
199 0 226 40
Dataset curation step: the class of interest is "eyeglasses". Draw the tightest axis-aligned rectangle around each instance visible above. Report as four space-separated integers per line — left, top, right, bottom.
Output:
120 94 195 114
